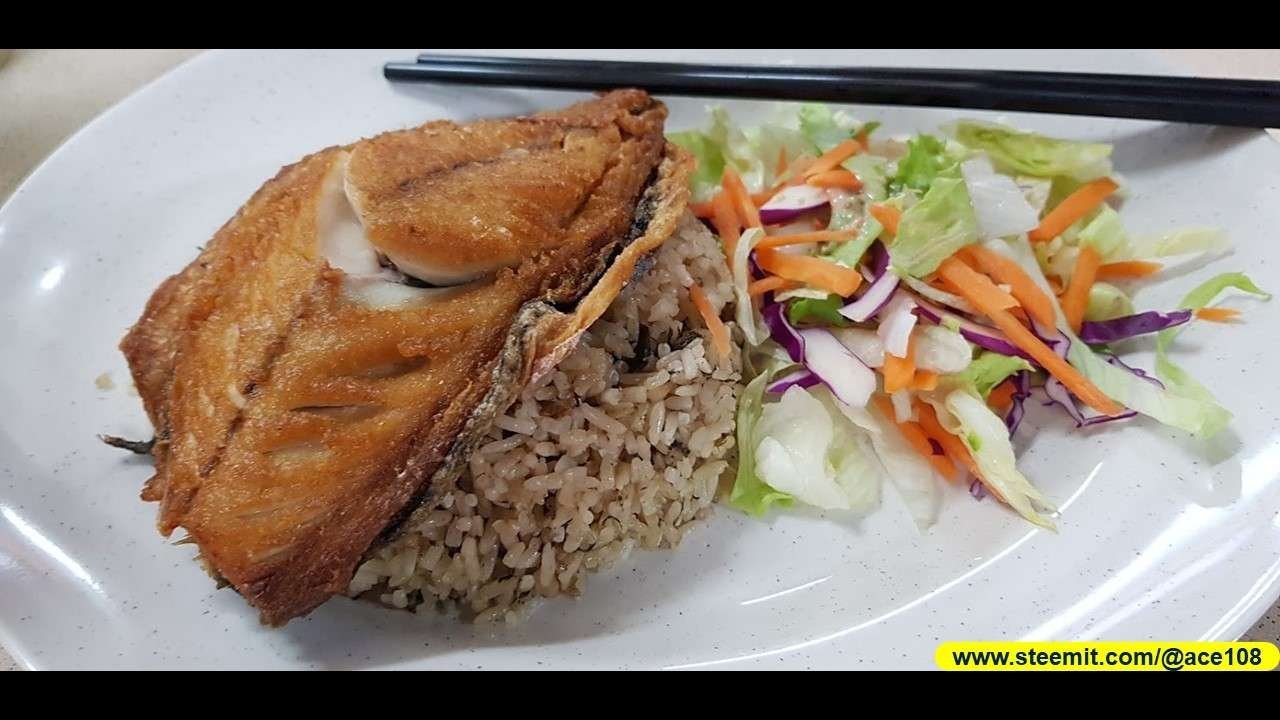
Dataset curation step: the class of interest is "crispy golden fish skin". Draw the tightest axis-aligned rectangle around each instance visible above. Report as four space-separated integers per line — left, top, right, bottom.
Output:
121 149 345 513
117 90 692 625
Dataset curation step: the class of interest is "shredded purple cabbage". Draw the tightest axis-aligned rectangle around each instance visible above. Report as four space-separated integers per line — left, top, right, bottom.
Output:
1030 321 1136 428
969 478 986 501
840 272 899 322
1104 353 1166 389
868 240 890 276
914 299 1033 360
767 368 820 394
1004 371 1032 434
761 301 805 362
1079 310 1192 345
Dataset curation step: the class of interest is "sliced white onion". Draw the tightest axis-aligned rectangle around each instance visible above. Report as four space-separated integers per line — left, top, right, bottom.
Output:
759 185 830 225
839 270 900 322
798 328 875 407
877 293 918 358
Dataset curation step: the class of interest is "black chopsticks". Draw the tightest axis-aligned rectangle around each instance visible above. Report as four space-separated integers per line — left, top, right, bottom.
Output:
385 54 1280 128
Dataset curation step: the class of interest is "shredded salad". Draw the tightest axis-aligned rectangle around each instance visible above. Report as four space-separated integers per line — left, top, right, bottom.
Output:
669 105 1270 530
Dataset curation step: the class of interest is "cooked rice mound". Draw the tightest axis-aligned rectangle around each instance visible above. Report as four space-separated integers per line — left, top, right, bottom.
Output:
349 214 743 623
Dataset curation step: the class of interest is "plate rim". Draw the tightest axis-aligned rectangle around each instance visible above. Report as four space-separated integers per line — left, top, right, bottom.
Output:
1 48 1277 669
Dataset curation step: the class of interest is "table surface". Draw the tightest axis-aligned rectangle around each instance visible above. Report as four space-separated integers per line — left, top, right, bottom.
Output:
2 49 1277 671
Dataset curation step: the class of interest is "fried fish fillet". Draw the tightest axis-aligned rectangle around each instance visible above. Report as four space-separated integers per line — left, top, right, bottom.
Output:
119 90 692 625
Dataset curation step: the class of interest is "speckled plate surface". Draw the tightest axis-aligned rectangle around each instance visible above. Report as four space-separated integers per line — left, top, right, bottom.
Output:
2 49 1278 670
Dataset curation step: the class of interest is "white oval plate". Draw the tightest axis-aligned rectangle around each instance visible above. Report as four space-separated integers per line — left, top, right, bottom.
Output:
2 49 1278 670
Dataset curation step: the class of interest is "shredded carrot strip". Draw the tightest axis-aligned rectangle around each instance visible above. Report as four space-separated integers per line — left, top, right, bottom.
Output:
747 276 800 297
987 379 1018 412
855 126 871 148
765 158 816 199
1046 274 1065 296
868 203 901 237
918 398 1005 501
690 200 716 219
909 370 939 392
960 245 1056 328
914 401 979 480
1008 306 1032 326
806 169 863 192
721 167 762 229
710 192 740 265
1062 245 1101 333
938 256 1125 417
872 396 956 480
755 230 856 249
924 271 957 294
1096 260 1162 280
804 139 862 178
689 285 731 358
750 191 773 207
755 248 863 297
1195 307 1241 323
882 335 917 394
1028 178 1119 242
776 147 789 178
935 254 1018 311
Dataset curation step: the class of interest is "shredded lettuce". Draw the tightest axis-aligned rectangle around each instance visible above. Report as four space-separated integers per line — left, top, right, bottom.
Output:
856 399 941 529
753 388 844 508
669 107 811 201
1130 227 1230 260
1077 205 1130 261
990 237 1241 439
832 327 885 368
730 228 769 346
798 103 860 154
947 120 1112 181
825 208 883 269
889 175 979 277
751 387 881 512
729 371 794 515
1084 281 1136 322
788 294 850 327
815 392 882 513
705 107 769 192
774 286 830 303
1155 273 1271 409
1017 176 1054 214
750 122 811 175
948 352 1033 398
825 193 862 232
960 156 1040 239
667 130 725 203
846 154 888 201
914 325 973 374
890 134 951 194
942 391 1056 529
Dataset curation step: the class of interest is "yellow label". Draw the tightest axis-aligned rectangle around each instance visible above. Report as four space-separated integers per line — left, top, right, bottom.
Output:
936 641 1279 671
